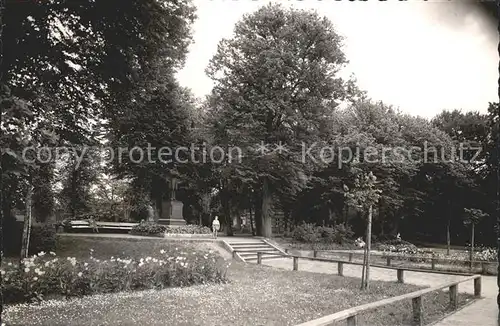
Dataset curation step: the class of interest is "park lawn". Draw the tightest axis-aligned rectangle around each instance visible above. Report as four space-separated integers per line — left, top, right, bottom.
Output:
5 246 473 326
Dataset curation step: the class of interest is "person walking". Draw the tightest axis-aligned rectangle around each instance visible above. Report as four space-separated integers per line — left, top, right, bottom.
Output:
212 216 220 239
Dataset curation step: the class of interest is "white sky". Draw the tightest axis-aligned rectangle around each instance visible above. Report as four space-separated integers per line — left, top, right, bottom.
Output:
176 0 498 119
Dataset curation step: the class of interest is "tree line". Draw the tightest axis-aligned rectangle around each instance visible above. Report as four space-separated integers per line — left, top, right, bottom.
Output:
1 2 498 255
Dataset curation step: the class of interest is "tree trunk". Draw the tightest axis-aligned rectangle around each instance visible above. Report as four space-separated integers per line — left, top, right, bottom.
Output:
220 187 233 236
470 223 475 269
361 238 367 289
254 191 263 236
446 219 451 255
249 205 255 236
20 185 34 260
234 210 241 231
364 205 373 289
261 178 272 238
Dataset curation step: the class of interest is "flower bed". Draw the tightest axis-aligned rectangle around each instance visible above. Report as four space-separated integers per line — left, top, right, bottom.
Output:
164 225 211 235
129 222 166 237
130 223 212 237
2 248 228 304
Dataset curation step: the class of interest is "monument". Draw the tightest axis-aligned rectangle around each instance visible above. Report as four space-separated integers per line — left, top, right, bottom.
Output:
157 176 186 226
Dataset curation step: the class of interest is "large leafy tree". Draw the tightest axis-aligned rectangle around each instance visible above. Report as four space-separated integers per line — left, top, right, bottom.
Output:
207 4 354 237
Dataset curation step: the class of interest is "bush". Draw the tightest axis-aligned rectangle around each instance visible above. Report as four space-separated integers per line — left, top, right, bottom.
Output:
29 224 57 255
164 225 212 234
3 221 56 257
377 239 422 255
2 248 228 304
292 223 320 243
292 223 354 245
130 222 166 237
320 224 354 245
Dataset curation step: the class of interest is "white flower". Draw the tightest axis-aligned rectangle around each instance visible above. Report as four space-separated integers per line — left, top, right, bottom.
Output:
49 251 56 256
138 262 144 267
33 277 38 281
160 249 165 254
84 262 88 267
24 268 30 273
38 251 46 257
7 263 12 266
77 272 83 277
0 270 5 275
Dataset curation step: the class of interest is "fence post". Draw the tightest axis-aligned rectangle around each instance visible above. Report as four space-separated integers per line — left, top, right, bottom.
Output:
449 284 458 310
349 253 353 262
338 262 344 276
285 248 289 254
474 277 482 297
386 256 391 266
257 252 262 265
412 296 423 326
346 315 357 326
232 251 238 259
313 250 318 258
293 257 298 271
431 258 436 270
397 269 404 283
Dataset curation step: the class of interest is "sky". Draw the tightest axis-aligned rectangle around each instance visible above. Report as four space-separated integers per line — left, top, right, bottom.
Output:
176 0 498 119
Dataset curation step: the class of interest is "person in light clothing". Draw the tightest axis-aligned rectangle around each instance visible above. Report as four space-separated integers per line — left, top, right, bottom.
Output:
212 216 220 238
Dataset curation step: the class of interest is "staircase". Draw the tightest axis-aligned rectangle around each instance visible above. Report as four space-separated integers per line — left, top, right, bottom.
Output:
223 238 287 263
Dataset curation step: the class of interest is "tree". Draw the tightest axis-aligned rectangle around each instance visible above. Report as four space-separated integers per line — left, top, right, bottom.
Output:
207 4 354 236
344 171 381 290
463 208 488 267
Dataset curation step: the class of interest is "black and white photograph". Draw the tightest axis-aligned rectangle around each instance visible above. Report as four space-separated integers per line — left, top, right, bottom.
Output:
0 0 499 325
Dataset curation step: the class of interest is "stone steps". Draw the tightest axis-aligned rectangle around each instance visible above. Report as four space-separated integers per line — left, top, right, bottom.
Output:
225 239 287 263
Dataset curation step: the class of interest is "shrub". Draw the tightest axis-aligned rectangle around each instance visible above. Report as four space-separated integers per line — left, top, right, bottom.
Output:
320 224 354 245
378 239 423 256
29 224 57 255
3 221 56 257
164 225 211 234
2 248 228 304
292 223 320 243
474 247 497 262
130 222 166 237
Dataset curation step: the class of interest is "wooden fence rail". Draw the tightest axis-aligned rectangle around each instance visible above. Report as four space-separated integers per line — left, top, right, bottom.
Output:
293 275 481 326
246 251 481 326
308 250 496 272
248 251 473 281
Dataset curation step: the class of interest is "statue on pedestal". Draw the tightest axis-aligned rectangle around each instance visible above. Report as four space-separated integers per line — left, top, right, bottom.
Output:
158 174 185 226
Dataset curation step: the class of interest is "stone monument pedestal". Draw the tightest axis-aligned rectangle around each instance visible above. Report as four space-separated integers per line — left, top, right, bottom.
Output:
158 200 186 226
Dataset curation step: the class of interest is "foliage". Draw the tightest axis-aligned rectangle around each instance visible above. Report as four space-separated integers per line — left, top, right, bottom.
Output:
291 222 354 245
291 223 320 243
164 225 211 234
207 3 356 237
3 223 56 257
3 248 228 304
463 208 488 226
129 222 167 237
377 239 422 255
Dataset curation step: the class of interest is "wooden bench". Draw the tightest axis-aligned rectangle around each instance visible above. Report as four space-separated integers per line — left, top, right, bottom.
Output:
64 220 138 232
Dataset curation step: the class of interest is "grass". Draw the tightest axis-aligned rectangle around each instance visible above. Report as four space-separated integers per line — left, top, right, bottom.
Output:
3 236 474 325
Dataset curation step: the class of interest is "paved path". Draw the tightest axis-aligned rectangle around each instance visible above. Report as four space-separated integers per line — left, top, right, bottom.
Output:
58 232 246 241
263 257 498 325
